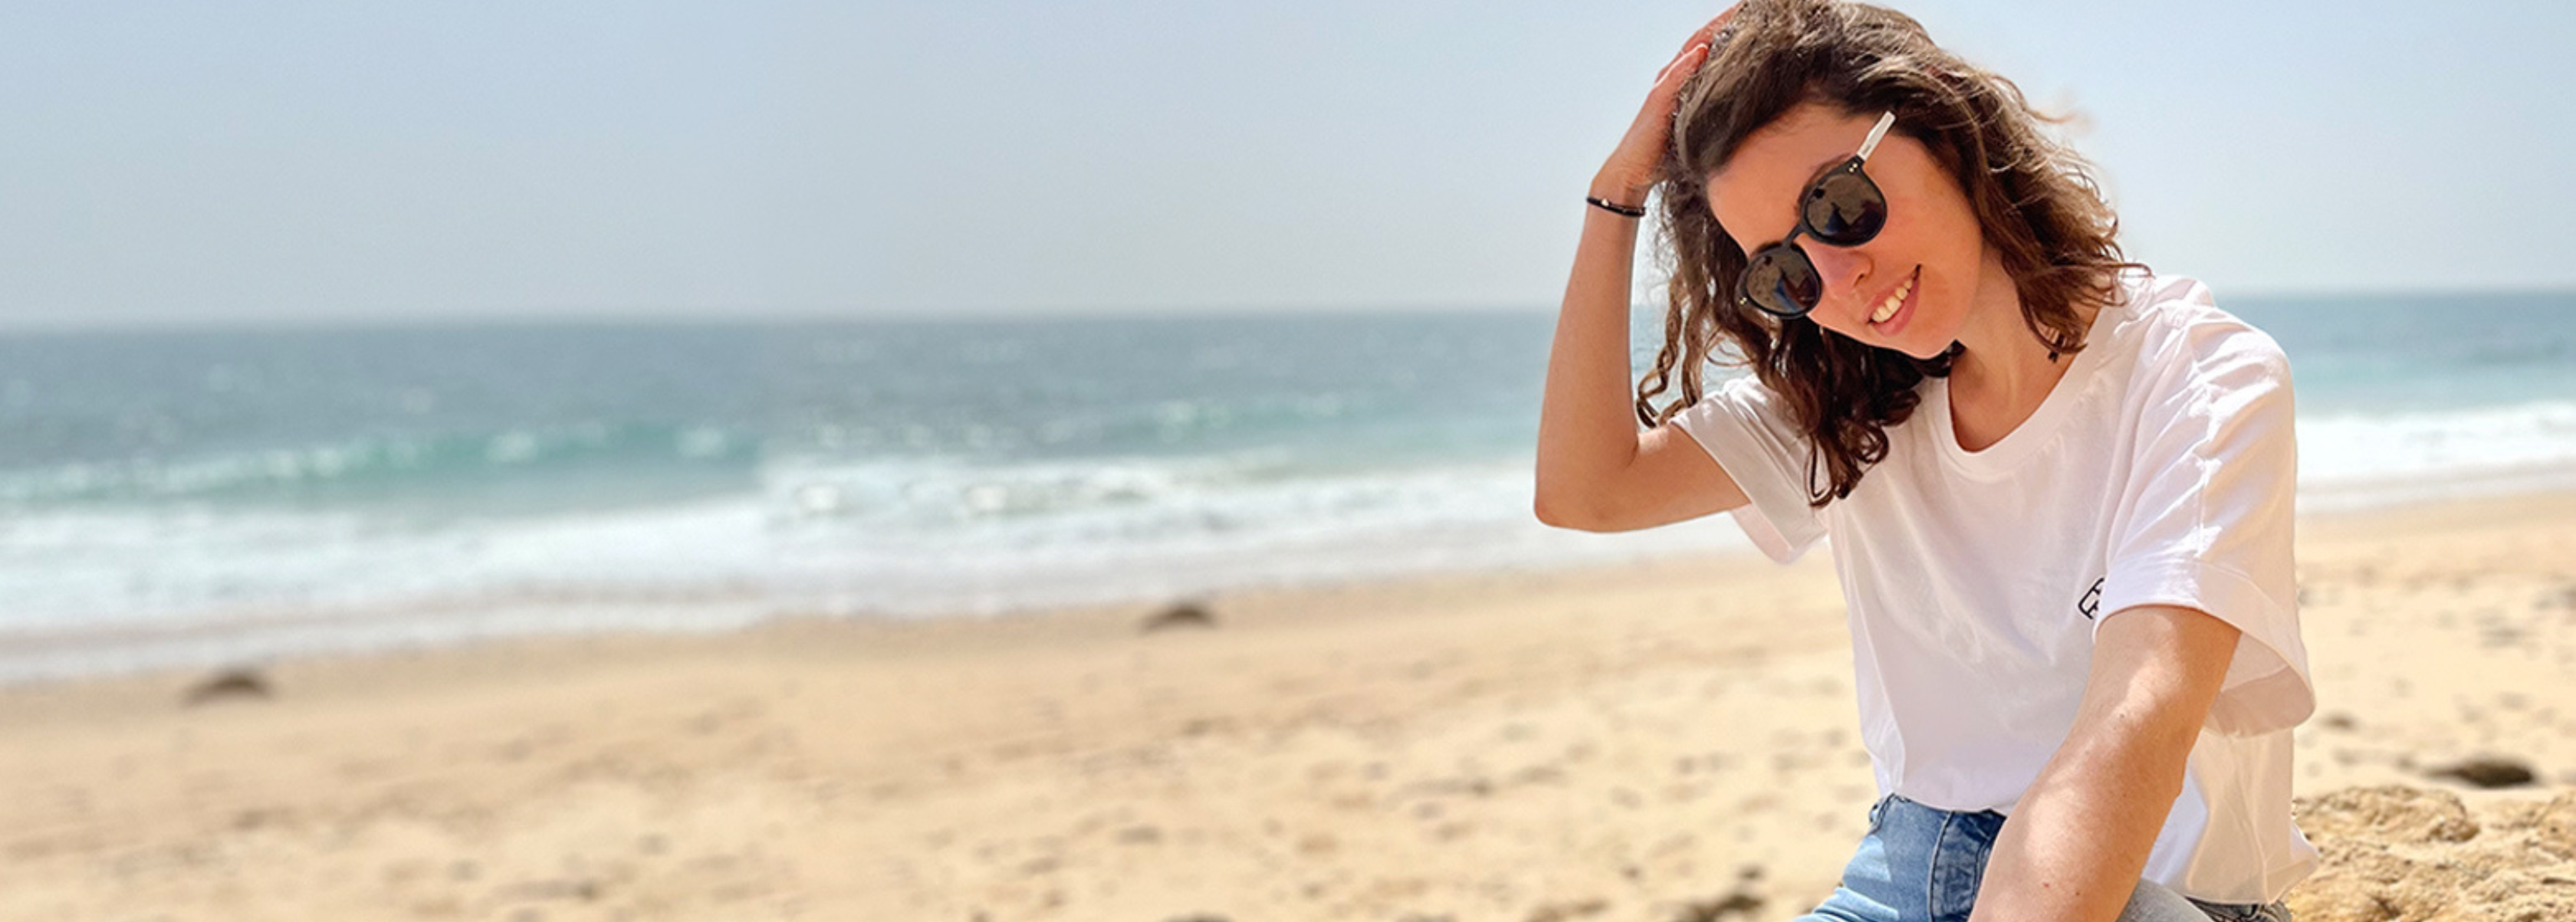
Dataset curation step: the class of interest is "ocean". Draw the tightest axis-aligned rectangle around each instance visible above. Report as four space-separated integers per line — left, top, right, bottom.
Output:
3 291 2572 680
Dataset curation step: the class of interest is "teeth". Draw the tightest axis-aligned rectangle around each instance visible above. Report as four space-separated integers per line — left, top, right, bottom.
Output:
1871 274 1914 324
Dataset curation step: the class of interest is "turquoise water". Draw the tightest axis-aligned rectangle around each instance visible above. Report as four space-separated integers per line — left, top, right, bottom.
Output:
1 291 2571 677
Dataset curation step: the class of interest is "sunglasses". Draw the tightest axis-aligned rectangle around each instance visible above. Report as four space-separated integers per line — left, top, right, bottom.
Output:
1734 110 1898 319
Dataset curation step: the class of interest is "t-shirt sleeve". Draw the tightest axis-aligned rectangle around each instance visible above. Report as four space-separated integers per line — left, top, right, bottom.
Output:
2098 299 2315 738
1667 374 1829 563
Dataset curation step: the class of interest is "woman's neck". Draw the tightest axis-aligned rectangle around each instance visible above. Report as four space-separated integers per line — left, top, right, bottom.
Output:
1944 252 2095 447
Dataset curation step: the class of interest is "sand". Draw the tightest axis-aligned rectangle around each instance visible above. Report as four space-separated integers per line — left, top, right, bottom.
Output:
3 492 2574 921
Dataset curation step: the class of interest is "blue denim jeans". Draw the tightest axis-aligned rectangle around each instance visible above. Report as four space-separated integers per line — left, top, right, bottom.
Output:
1790 793 2294 922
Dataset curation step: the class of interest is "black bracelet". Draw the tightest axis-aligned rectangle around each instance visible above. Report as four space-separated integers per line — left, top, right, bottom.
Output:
1585 195 1647 218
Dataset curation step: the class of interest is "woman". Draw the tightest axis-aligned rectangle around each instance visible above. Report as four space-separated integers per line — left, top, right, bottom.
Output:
1533 2 2314 921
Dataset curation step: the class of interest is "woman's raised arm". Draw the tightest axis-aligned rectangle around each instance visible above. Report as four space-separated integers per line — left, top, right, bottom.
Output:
1534 9 1751 533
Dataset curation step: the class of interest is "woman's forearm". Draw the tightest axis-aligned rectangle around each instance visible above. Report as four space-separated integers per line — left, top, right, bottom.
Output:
1533 198 1649 525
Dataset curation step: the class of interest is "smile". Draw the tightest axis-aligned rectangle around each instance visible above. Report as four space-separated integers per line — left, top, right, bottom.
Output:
1868 268 1919 330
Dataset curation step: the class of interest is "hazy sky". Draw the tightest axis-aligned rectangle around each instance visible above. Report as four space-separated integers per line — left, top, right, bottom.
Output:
3 1 2569 328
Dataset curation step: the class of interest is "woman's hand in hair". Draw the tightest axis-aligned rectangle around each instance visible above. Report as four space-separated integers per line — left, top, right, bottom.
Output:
1592 5 1740 209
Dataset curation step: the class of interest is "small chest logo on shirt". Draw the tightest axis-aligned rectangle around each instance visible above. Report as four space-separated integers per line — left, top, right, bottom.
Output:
2078 577 2105 621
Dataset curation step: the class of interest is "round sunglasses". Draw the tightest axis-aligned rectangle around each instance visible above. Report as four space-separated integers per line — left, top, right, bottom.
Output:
1735 111 1898 319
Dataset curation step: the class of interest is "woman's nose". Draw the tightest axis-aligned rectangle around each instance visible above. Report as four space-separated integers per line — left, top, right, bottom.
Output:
1803 244 1875 317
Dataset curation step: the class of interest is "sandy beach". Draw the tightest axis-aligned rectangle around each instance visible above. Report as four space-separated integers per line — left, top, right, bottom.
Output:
4 491 2575 921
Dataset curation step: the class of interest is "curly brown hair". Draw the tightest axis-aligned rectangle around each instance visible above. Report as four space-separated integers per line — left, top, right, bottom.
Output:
1634 0 2141 507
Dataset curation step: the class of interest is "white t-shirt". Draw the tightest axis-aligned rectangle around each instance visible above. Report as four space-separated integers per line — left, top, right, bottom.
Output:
1670 271 2317 904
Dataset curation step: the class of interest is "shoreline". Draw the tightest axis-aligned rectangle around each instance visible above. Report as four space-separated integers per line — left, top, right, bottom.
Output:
0 481 2564 695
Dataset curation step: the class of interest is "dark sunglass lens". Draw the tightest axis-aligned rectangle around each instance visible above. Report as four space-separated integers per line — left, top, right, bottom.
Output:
1804 170 1887 245
1741 247 1822 317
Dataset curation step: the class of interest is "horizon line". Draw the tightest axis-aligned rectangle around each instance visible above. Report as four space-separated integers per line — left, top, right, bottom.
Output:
4 284 2573 336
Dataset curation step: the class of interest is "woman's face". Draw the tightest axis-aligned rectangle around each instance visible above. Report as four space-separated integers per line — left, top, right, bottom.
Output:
1704 101 1990 360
